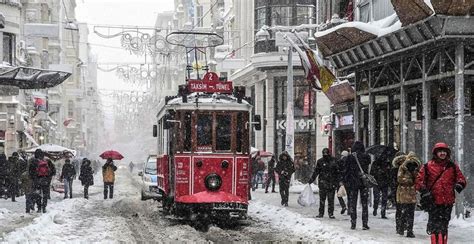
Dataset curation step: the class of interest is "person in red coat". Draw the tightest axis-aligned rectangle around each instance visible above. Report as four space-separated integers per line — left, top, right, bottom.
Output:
416 142 466 244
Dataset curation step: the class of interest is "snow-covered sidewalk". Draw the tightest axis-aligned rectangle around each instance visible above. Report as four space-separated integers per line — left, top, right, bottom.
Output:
249 184 473 243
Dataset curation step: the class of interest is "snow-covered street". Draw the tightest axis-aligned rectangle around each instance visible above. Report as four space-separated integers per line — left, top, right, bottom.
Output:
0 167 305 243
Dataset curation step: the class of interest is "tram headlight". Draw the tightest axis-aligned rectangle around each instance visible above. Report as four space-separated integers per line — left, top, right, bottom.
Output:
205 173 222 191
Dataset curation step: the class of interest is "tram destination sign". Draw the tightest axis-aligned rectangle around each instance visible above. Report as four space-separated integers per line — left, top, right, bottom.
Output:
187 80 233 94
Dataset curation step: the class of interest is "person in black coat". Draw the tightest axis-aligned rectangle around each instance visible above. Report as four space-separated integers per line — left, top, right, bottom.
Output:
7 152 22 202
28 149 51 213
265 155 277 193
370 155 391 219
309 148 339 218
275 151 295 206
79 159 94 199
342 141 371 230
60 159 76 199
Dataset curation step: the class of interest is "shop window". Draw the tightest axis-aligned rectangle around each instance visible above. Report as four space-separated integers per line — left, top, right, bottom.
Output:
407 89 422 121
3 33 15 65
431 79 455 119
296 6 314 25
216 114 231 151
271 6 292 26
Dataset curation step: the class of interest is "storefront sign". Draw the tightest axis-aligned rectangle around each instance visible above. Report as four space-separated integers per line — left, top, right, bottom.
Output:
276 118 316 131
0 85 19 96
337 115 353 127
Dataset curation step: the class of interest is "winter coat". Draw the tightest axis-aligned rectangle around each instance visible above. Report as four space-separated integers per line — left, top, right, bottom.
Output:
251 157 259 175
28 158 51 187
7 156 22 179
275 152 295 182
342 141 371 190
79 164 94 186
310 155 339 190
0 154 8 178
257 160 265 171
20 171 33 194
46 160 57 184
396 153 421 204
60 163 76 180
102 162 117 183
370 158 392 187
267 158 276 174
415 143 467 205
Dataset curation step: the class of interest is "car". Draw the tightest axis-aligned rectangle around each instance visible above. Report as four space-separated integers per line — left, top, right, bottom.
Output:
138 155 161 201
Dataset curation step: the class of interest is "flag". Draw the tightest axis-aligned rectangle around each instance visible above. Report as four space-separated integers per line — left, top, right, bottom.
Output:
287 32 337 92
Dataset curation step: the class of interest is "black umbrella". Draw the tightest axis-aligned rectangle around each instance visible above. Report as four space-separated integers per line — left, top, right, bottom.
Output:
366 145 398 160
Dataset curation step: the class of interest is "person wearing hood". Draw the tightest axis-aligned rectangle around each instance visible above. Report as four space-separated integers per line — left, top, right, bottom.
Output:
309 148 339 218
416 142 466 244
28 149 51 213
79 158 94 199
342 141 371 230
396 152 421 238
275 151 295 206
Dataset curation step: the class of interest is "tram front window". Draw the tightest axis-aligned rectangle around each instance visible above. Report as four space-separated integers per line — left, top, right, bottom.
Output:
197 114 212 149
216 114 231 151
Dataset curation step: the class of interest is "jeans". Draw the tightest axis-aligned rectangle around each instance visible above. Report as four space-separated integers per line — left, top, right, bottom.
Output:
373 185 389 215
104 182 114 199
265 171 276 192
348 187 369 226
319 187 336 216
64 178 73 198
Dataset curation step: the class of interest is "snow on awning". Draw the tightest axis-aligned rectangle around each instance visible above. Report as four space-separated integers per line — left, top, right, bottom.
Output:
22 131 39 147
0 66 71 89
391 0 433 27
431 0 474 16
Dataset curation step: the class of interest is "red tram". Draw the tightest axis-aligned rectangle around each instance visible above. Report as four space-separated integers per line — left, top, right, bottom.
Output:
152 32 261 221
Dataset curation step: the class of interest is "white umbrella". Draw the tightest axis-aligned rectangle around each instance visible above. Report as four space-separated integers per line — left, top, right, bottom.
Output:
26 143 76 159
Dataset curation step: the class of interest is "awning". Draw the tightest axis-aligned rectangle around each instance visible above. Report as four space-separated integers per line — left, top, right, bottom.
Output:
22 131 39 147
0 66 71 89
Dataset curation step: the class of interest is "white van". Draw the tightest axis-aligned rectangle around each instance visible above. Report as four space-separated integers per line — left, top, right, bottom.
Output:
138 155 160 200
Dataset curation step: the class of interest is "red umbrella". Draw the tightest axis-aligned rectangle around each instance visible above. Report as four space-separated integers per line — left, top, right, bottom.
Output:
100 150 124 160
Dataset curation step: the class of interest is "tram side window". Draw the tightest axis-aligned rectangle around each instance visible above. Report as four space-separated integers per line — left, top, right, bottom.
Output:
216 114 231 151
236 112 243 153
197 114 212 148
183 112 192 151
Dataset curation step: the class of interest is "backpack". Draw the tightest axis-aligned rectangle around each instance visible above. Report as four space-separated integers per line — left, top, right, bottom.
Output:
37 160 50 177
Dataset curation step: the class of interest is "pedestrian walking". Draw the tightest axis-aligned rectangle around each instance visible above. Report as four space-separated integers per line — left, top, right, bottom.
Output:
395 152 421 238
251 155 259 191
102 158 117 199
20 165 40 213
60 159 76 199
416 142 466 244
371 154 392 219
265 155 277 193
342 141 371 230
337 150 349 215
275 151 295 207
256 157 265 189
45 158 56 200
7 152 22 202
28 149 51 213
392 152 407 236
309 148 339 219
79 158 94 199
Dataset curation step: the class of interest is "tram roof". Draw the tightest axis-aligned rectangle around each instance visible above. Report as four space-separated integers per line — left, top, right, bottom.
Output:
157 92 252 116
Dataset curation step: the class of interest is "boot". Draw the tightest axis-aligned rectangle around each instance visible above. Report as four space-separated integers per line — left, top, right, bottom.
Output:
373 208 377 216
381 209 387 219
431 233 442 244
350 223 356 230
42 206 46 213
442 233 448 244
341 207 347 215
406 231 415 238
362 224 370 230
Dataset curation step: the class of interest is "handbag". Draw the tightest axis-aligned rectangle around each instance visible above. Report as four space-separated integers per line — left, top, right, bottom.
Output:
353 152 378 188
337 185 347 197
419 163 453 212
